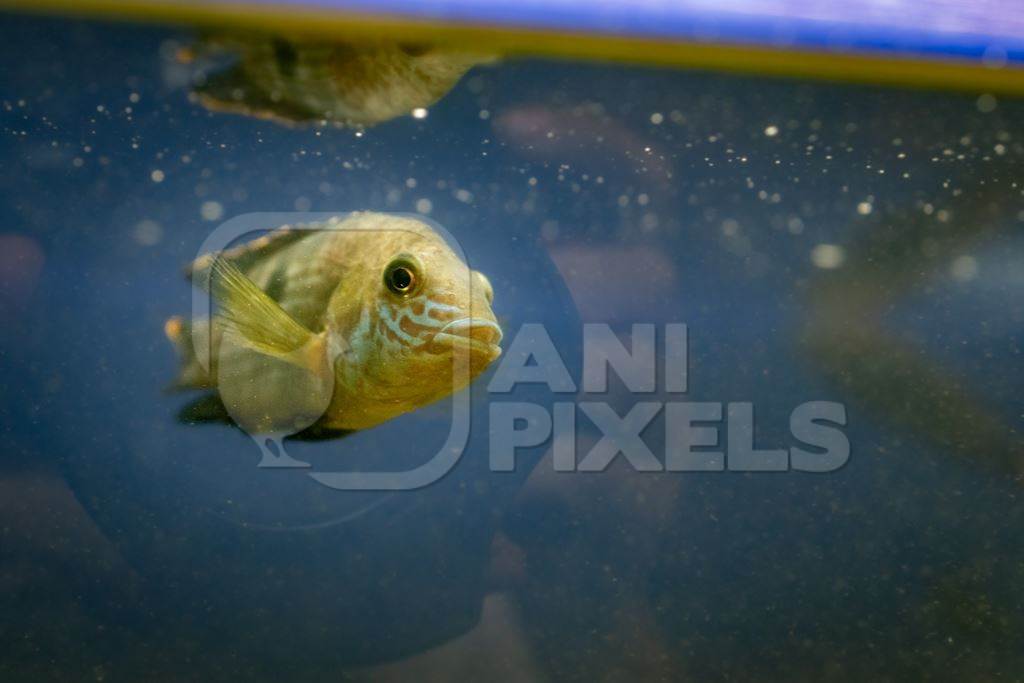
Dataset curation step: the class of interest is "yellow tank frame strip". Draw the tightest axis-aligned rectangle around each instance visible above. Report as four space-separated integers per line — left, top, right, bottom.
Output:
3 0 1024 95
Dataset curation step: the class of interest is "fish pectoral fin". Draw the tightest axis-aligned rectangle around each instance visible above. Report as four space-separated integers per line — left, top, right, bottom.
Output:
210 257 325 371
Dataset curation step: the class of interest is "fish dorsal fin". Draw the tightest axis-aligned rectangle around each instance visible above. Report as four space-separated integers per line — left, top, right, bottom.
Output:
186 225 313 283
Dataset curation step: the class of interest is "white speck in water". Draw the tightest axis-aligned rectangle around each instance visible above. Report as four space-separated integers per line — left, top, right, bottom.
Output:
454 188 473 203
976 93 998 113
479 109 490 120
856 201 873 215
950 255 979 282
150 169 165 183
129 92 140 104
405 177 417 189
415 198 433 214
133 219 163 246
411 107 428 119
721 219 740 237
764 125 779 137
811 244 846 269
200 200 224 221
995 143 1007 155
637 193 650 206
650 112 664 125
787 216 805 234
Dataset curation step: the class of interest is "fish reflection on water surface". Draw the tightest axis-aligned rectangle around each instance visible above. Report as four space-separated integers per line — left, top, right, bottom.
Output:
179 32 495 127
165 212 501 442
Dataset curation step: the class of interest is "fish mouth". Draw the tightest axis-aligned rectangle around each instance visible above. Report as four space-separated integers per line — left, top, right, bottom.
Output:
429 317 503 360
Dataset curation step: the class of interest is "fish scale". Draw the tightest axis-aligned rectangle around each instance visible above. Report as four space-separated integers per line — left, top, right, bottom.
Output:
242 230 346 330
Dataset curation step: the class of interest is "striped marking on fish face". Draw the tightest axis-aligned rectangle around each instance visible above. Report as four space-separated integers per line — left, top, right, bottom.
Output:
345 305 374 361
375 293 503 373
374 295 461 352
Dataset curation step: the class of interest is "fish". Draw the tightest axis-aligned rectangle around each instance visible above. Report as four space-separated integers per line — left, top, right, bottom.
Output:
165 212 502 441
179 32 495 127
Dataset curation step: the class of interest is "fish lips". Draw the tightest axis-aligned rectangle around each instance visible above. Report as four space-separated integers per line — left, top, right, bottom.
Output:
428 317 503 362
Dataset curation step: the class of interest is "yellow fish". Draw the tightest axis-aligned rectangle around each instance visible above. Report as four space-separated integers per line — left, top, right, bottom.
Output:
180 32 494 127
165 212 501 438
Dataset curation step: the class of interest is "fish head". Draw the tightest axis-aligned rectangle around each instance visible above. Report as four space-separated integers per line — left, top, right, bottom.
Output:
337 220 502 411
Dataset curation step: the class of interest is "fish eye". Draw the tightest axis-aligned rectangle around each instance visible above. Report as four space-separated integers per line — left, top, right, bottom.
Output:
384 257 421 297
